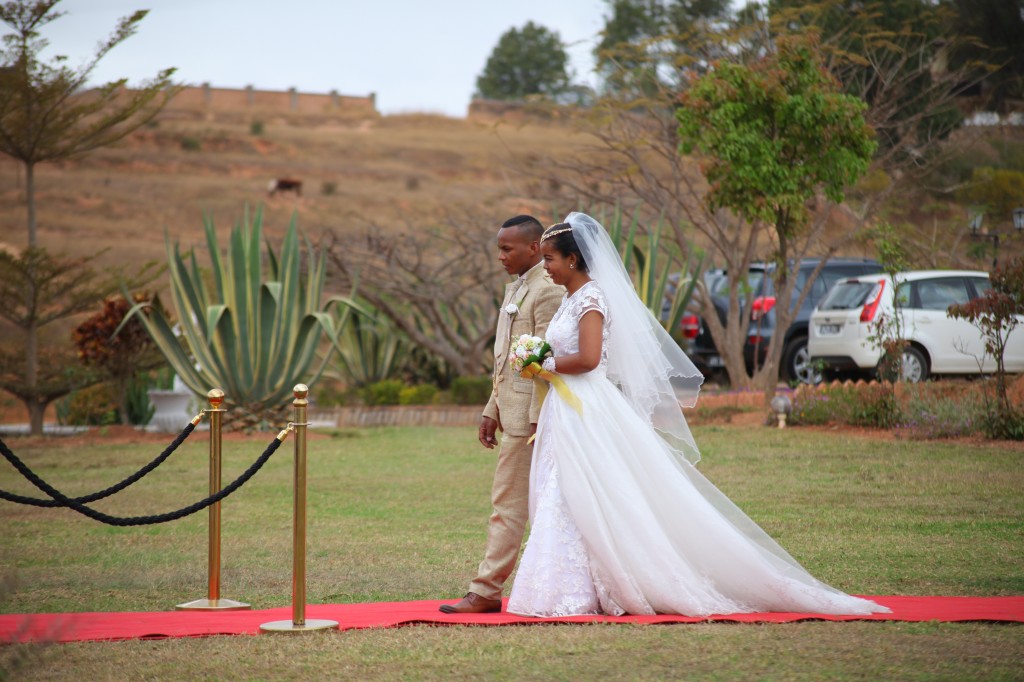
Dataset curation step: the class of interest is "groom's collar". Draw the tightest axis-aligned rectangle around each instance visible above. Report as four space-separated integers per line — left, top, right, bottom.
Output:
518 260 544 282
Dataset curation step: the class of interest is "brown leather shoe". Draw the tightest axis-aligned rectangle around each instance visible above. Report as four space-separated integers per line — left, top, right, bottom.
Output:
438 592 502 614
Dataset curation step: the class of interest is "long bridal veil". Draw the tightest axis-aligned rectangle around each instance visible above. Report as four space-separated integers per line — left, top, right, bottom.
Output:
561 213 887 611
566 212 704 464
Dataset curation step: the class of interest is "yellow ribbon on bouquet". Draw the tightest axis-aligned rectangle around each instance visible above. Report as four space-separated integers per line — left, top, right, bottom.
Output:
520 361 583 417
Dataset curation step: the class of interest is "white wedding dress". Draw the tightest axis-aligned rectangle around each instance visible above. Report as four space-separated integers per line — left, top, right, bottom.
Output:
507 281 890 618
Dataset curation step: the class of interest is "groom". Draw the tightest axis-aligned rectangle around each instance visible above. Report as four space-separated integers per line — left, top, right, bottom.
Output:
439 214 563 614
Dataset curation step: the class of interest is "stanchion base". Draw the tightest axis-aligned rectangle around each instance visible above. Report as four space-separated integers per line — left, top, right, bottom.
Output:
260 619 339 634
175 598 252 611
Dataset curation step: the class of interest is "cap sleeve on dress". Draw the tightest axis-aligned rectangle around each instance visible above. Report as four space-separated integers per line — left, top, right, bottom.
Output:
577 283 608 320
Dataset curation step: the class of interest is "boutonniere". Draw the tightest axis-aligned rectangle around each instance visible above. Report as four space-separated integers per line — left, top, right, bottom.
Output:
504 295 526 317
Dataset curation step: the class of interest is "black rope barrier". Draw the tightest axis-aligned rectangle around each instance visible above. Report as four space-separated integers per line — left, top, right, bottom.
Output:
0 421 198 508
0 432 286 527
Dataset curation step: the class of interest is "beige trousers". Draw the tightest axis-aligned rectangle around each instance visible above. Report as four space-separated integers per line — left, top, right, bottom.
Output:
468 432 532 601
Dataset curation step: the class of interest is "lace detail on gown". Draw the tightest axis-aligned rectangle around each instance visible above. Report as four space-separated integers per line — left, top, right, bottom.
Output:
505 441 600 617
545 280 609 373
507 281 608 617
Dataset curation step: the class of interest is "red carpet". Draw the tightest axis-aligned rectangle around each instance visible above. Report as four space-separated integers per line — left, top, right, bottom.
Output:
1 596 1020 643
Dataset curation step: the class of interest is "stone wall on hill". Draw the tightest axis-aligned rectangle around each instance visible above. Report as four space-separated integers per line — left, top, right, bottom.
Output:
164 83 377 118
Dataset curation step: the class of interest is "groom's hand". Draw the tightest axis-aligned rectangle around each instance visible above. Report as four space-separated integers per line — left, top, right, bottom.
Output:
479 416 498 449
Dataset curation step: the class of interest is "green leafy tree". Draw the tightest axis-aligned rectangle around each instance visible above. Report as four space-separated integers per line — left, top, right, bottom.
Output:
0 248 156 434
0 0 176 247
595 0 733 96
677 34 876 399
959 168 1024 225
475 21 571 101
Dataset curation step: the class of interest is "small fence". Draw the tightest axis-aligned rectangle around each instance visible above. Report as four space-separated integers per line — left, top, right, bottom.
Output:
0 385 340 634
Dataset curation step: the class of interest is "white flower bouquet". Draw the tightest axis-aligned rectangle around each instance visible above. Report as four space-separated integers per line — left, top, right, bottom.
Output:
508 334 551 376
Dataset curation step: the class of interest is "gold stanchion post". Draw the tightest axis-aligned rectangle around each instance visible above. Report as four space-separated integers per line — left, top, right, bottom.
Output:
262 384 338 633
177 388 251 611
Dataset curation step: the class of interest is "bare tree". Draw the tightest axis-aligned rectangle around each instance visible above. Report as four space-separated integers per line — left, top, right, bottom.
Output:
326 215 507 377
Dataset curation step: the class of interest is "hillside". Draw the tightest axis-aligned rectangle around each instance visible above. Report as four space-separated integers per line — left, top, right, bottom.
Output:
0 109 597 271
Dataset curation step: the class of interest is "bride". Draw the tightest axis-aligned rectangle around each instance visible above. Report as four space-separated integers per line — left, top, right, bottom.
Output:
506 213 890 618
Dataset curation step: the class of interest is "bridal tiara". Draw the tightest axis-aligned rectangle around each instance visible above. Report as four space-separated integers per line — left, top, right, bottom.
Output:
540 226 572 243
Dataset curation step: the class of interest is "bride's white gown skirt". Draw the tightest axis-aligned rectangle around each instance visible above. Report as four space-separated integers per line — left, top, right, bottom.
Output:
507 372 890 618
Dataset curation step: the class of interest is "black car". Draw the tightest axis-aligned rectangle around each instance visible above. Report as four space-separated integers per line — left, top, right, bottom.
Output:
690 258 883 384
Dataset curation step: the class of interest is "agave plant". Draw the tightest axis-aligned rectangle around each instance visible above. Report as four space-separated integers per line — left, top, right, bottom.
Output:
329 302 411 388
124 208 353 424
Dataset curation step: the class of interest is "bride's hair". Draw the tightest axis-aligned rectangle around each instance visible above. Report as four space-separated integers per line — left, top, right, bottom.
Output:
541 222 589 272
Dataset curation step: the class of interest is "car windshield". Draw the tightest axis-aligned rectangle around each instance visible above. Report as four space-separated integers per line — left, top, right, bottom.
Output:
819 280 879 310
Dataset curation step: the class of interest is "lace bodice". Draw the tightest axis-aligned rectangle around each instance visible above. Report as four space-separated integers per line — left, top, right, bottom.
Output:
546 280 610 373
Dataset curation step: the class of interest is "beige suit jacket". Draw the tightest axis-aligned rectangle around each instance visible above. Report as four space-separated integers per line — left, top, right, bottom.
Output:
482 263 563 437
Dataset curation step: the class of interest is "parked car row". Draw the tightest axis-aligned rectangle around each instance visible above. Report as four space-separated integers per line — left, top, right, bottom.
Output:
808 270 1024 382
688 258 882 383
682 261 1024 384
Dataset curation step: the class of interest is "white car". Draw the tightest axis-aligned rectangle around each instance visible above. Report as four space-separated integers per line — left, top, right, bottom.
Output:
808 270 1024 382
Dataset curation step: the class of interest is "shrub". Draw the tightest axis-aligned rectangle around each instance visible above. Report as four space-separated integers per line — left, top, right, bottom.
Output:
790 388 843 425
57 384 118 426
313 379 350 407
978 407 1024 441
399 384 438 405
848 383 900 429
321 180 337 196
790 381 899 429
450 376 492 406
360 379 404 406
124 374 156 426
180 136 201 151
896 383 982 439
249 119 264 135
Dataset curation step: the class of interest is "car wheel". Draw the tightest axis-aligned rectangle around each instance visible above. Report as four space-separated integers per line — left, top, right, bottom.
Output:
901 346 929 383
783 336 822 385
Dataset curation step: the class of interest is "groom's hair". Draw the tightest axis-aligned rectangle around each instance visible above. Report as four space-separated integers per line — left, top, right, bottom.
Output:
500 214 544 242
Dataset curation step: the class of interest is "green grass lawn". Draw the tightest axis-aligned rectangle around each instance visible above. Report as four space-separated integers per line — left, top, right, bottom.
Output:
1 424 1022 681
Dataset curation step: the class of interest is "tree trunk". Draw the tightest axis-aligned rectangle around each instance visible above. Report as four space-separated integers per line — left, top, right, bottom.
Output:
27 398 45 437
118 377 132 426
26 313 40 437
26 161 37 248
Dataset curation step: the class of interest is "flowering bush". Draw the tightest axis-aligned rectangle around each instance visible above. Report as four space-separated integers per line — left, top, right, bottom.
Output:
895 384 983 439
790 379 1022 440
790 381 898 429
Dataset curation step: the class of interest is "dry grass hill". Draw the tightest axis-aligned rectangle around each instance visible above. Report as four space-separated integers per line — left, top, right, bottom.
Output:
0 107 596 271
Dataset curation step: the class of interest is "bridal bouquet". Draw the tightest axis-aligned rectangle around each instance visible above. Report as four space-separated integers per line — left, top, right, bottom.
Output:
507 333 582 417
509 334 551 376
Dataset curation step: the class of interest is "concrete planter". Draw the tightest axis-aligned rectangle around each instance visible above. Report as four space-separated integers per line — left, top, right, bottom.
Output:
146 389 194 433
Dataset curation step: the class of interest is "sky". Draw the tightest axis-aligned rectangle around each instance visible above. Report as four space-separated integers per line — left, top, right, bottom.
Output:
36 0 613 118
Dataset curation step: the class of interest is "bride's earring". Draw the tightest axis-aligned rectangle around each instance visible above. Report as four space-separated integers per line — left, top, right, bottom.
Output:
569 263 575 269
